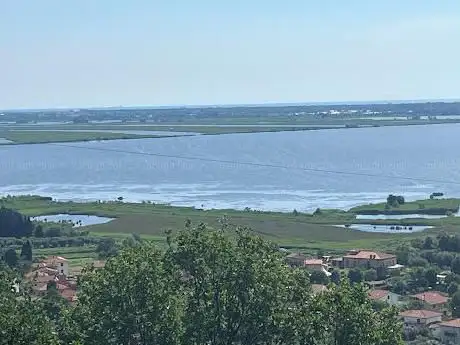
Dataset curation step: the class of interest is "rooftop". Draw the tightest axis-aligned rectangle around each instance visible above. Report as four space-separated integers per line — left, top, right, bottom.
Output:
368 289 389 300
304 259 324 265
343 250 396 260
440 319 460 328
412 292 449 305
400 309 443 319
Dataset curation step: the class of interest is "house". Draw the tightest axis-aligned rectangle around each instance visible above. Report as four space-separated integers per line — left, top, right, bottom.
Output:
331 257 344 269
368 289 401 306
40 256 69 276
59 288 78 304
343 250 397 269
412 292 449 311
400 309 443 331
304 259 331 276
439 319 460 344
286 253 307 267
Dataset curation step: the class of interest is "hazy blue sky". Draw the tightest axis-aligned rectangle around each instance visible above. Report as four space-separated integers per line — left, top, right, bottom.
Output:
1 0 460 109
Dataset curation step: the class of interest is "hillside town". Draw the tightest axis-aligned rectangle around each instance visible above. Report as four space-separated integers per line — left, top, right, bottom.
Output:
287 249 460 344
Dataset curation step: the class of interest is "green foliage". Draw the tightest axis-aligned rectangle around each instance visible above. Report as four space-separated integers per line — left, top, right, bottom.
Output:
3 248 18 267
331 269 341 284
20 240 33 261
0 207 34 238
310 270 330 285
424 267 438 287
71 226 403 345
451 291 460 317
348 268 363 284
0 268 60 345
364 269 378 282
386 194 405 208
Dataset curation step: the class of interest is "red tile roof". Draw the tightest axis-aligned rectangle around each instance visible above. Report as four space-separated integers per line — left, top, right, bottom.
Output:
440 319 460 328
59 289 77 302
343 250 395 260
400 309 443 319
413 292 448 305
368 289 389 300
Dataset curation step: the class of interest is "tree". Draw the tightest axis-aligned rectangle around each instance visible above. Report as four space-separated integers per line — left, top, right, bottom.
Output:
0 207 34 238
331 269 341 284
424 267 438 287
423 236 435 250
70 225 404 345
95 237 118 259
451 291 460 317
448 282 458 296
75 244 184 345
3 248 18 267
310 270 330 285
348 268 363 284
364 269 378 282
34 224 44 238
20 240 33 261
452 256 460 275
0 267 60 345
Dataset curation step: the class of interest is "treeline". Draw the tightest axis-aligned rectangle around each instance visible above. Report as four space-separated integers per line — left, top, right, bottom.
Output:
0 207 34 237
390 233 460 297
1 225 404 345
4 101 460 123
0 206 88 240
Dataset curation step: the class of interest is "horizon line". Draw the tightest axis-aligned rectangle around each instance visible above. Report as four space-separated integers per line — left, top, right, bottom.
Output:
2 97 460 113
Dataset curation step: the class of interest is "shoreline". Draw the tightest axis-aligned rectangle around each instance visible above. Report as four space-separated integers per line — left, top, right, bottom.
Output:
2 119 460 145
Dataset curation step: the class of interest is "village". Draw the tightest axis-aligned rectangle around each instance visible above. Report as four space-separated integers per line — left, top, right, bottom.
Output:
287 249 460 344
22 246 460 344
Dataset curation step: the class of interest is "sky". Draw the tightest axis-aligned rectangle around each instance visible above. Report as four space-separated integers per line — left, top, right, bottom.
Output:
1 0 460 109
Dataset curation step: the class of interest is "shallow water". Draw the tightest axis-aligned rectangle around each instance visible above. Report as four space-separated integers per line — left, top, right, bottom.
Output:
336 224 433 233
31 214 114 227
2 123 460 212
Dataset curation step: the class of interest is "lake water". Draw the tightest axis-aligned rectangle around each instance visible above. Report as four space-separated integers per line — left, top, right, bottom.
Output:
355 214 451 220
335 224 433 233
1 123 460 212
31 214 114 227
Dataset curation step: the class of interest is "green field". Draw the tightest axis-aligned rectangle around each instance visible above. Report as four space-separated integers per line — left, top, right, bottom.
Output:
350 198 460 215
2 116 460 144
4 195 460 257
0 130 174 145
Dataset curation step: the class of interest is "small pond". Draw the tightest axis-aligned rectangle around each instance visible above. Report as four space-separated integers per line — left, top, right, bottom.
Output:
336 224 433 233
355 214 448 220
31 214 114 227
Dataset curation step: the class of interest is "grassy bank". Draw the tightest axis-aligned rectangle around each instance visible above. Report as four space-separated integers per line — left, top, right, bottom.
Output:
0 130 175 145
4 195 460 255
2 117 460 145
350 198 460 215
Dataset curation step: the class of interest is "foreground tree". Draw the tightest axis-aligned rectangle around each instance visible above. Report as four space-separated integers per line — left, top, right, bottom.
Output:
0 268 59 345
69 224 403 345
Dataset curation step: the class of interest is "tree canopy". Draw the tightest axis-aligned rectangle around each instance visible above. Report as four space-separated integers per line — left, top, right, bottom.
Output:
1 224 404 345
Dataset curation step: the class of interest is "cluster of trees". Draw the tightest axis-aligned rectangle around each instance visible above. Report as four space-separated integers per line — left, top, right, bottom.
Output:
0 207 34 237
390 233 460 297
1 225 403 345
386 194 405 208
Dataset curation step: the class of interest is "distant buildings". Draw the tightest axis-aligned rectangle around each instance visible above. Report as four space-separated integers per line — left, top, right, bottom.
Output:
400 309 443 330
342 250 397 269
368 289 402 306
438 319 460 344
411 292 449 312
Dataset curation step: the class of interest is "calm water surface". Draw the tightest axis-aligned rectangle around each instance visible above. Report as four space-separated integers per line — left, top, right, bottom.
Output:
1 124 460 212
